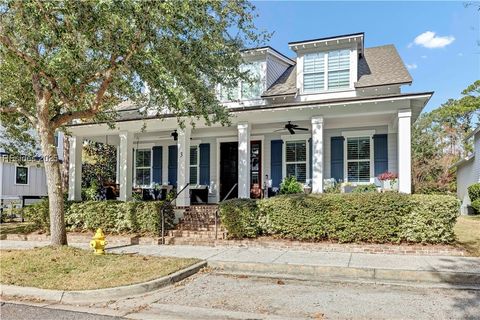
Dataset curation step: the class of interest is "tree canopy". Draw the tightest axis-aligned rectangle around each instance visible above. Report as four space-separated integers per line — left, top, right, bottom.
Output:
0 0 266 245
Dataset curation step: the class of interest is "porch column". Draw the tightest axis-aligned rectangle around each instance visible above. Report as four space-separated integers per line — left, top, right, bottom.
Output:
311 116 324 193
177 126 191 206
68 135 83 201
119 131 133 201
397 109 412 194
238 122 251 198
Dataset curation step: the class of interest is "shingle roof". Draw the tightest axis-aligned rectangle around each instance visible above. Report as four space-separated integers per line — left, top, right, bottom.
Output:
356 45 412 88
262 44 412 97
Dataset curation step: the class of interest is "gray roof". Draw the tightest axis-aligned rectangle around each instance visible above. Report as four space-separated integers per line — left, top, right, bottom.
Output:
262 44 412 97
356 45 412 88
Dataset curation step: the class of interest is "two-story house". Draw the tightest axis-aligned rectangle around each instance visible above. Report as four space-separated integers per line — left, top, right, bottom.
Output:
66 32 433 206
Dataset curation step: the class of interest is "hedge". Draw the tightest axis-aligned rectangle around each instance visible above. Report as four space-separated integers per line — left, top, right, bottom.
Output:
468 183 480 214
219 198 261 238
220 193 459 244
22 199 174 235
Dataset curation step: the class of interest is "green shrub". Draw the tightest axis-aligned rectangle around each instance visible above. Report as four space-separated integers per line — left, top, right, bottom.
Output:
280 176 303 194
219 198 261 239
352 184 378 193
253 193 458 244
468 183 480 202
66 201 174 234
399 194 459 243
472 199 480 213
22 197 75 231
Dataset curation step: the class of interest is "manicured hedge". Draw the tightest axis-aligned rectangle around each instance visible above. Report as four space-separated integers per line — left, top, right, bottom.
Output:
220 193 459 244
219 198 261 239
468 183 480 214
23 199 174 235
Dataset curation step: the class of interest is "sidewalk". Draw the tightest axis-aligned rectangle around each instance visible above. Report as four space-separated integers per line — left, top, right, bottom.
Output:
1 240 480 287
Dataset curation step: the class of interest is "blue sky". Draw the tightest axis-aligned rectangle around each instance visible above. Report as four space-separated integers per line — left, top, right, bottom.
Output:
252 1 479 112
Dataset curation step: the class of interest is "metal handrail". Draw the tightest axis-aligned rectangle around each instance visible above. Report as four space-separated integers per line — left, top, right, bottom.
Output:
215 183 238 240
159 183 190 245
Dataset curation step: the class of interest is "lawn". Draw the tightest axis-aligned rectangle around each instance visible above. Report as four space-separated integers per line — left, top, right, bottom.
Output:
454 215 480 257
0 221 39 236
0 246 200 290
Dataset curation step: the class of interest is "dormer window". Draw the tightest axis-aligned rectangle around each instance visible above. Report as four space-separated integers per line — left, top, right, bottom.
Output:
241 61 264 100
303 49 351 93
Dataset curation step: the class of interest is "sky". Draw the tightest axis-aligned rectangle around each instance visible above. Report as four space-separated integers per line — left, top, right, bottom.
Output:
251 1 479 112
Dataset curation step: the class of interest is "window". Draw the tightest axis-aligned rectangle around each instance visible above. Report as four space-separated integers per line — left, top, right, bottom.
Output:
285 140 307 183
303 49 351 93
328 50 350 89
241 62 264 100
135 149 151 186
15 166 28 185
303 53 325 93
189 146 199 185
219 84 238 102
346 137 371 183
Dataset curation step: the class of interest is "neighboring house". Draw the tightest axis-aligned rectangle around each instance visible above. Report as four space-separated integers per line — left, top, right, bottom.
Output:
66 32 433 206
453 126 480 214
0 131 64 208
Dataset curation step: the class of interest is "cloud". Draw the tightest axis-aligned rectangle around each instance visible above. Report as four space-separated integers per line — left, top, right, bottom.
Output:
458 52 463 57
406 63 418 70
412 31 455 49
421 55 427 59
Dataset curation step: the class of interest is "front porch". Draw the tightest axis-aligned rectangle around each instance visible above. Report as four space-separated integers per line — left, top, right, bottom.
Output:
67 98 417 205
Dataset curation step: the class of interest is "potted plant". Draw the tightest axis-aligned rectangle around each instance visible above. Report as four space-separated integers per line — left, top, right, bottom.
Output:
378 172 398 191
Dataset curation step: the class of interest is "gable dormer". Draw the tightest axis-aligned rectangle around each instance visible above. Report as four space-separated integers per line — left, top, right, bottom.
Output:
289 33 363 98
218 47 294 105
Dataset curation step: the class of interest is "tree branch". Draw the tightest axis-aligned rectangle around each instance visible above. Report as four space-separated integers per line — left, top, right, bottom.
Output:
0 106 37 124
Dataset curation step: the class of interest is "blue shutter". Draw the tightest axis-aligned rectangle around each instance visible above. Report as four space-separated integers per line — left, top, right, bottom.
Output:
330 136 344 182
199 143 210 185
152 146 163 184
309 138 313 183
373 134 388 177
168 145 178 186
271 140 283 188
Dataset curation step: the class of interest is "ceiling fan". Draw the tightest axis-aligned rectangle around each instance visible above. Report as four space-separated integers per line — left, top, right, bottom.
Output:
275 121 309 135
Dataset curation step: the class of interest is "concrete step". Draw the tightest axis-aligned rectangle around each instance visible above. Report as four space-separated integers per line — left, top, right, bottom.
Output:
168 230 226 239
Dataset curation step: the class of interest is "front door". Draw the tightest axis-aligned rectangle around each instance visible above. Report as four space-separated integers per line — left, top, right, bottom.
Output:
219 142 238 201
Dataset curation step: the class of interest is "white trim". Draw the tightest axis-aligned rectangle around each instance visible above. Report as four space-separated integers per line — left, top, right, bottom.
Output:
341 130 376 138
282 138 310 184
343 134 375 184
189 145 200 186
14 165 29 186
134 148 152 188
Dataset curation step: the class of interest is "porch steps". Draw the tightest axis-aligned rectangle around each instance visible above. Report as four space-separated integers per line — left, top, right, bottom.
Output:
169 205 227 243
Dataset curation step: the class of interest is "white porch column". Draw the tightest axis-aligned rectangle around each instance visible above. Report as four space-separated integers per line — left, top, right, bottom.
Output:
119 131 133 201
177 126 191 206
68 135 83 201
397 109 412 194
238 122 251 198
311 116 324 193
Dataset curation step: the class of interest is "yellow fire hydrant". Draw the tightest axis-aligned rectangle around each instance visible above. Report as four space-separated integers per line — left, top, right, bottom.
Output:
90 228 107 255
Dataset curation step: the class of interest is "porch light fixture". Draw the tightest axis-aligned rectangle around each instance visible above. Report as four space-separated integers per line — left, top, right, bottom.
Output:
171 130 178 141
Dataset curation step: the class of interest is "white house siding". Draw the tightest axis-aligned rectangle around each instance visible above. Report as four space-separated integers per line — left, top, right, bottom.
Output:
266 56 291 89
457 159 475 211
388 132 398 173
1 162 48 197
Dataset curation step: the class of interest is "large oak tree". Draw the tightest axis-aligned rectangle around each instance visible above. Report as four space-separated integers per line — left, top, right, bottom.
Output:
0 0 265 245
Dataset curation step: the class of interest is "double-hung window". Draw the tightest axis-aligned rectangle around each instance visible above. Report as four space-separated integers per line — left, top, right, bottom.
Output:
346 137 371 183
328 50 350 89
189 146 199 185
135 149 151 187
285 140 307 183
15 166 28 185
303 53 325 93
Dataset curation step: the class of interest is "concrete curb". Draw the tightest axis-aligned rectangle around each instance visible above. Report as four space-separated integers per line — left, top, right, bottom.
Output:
208 261 480 288
0 261 207 303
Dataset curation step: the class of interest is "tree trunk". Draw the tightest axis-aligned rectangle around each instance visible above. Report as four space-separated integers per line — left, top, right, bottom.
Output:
38 124 68 246
62 134 70 191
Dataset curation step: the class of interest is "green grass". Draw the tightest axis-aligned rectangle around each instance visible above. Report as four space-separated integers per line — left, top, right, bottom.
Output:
454 215 480 256
0 246 200 290
0 222 39 235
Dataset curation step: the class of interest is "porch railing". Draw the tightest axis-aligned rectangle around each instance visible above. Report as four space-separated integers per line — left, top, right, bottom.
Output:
215 183 237 240
159 183 189 245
